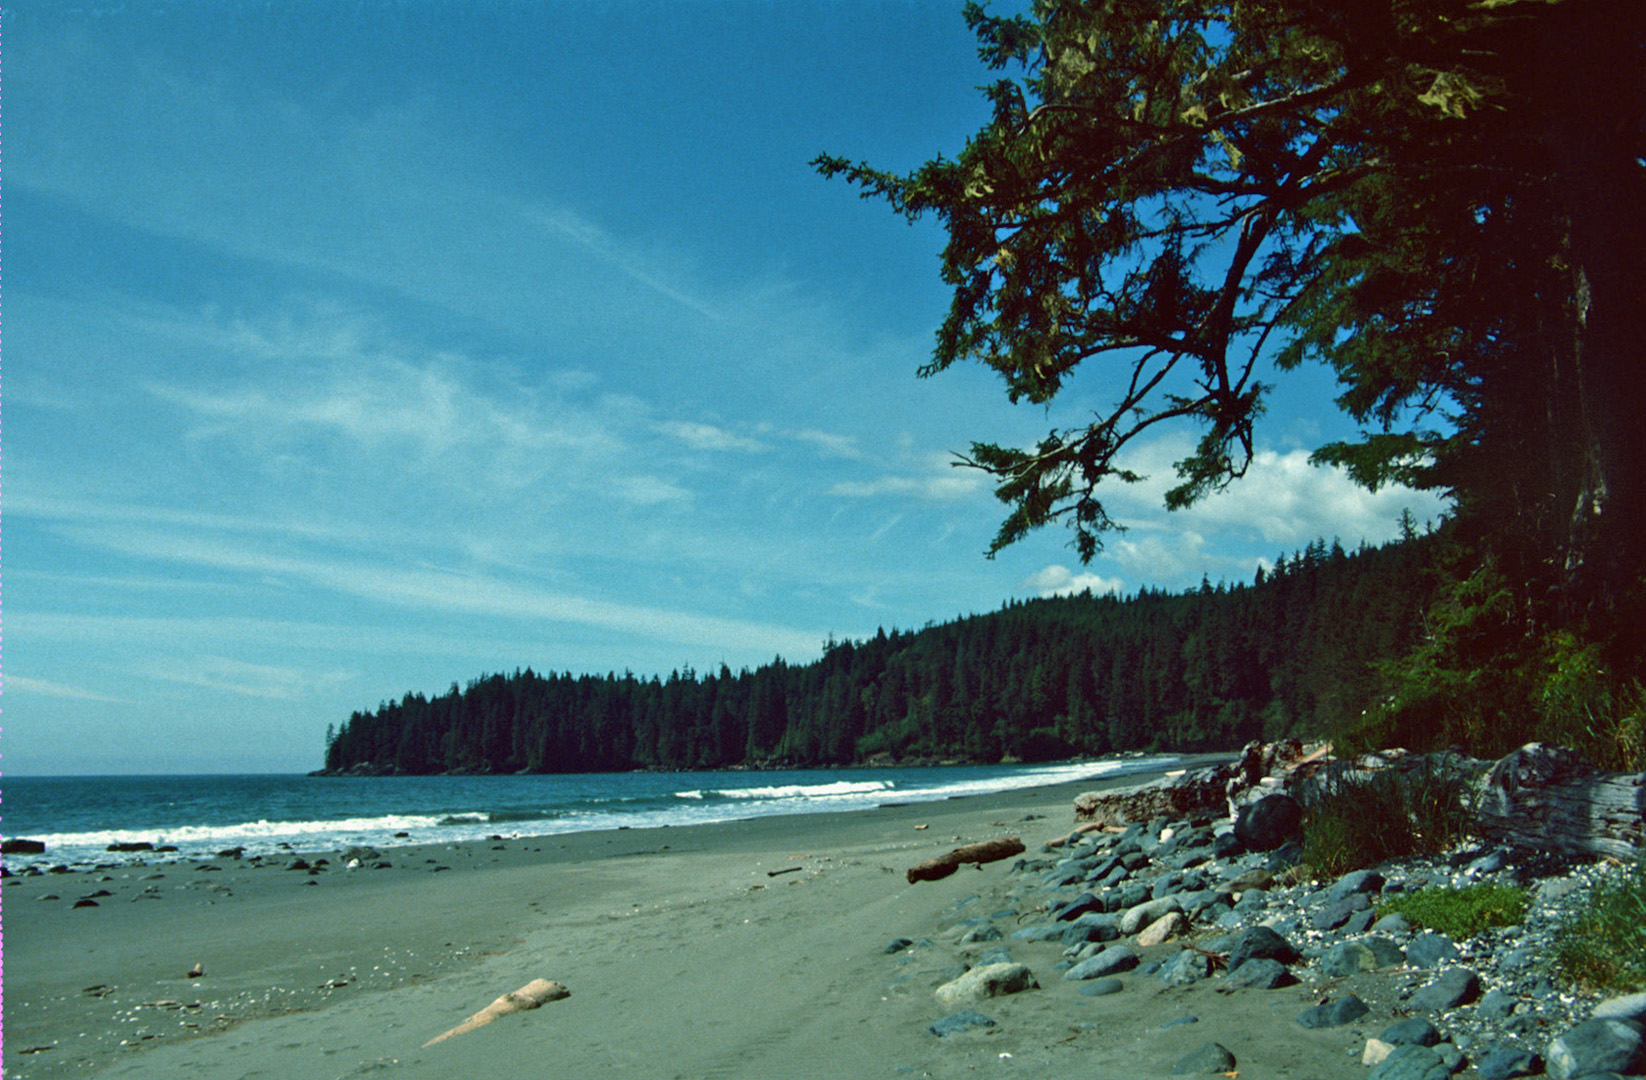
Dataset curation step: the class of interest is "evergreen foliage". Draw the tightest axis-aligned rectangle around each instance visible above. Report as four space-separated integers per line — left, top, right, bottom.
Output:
323 534 1437 774
815 0 1646 644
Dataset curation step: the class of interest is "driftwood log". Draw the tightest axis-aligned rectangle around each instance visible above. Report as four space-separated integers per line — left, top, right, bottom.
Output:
1066 741 1644 861
1071 766 1235 826
1473 743 1646 860
423 979 570 1047
906 837 1026 884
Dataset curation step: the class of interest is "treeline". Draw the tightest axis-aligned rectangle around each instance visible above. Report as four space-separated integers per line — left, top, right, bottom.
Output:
322 534 1440 774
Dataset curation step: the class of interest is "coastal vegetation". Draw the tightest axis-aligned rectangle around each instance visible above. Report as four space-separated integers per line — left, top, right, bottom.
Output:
328 1 1645 778
1375 883 1531 943
1555 860 1646 992
1298 760 1469 877
324 531 1437 774
816 0 1645 769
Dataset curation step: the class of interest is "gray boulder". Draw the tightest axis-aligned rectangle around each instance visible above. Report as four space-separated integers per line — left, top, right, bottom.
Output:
1593 993 1646 1024
1297 994 1371 1029
1065 945 1139 981
1077 977 1125 997
1475 1046 1543 1080
1224 957 1292 989
958 923 1003 944
1225 925 1298 971
1119 895 1183 935
1328 869 1387 905
1312 892 1372 931
1411 967 1480 1012
1406 932 1461 969
1233 794 1303 852
1478 987 1518 1021
1061 913 1121 946
934 963 1039 1006
1380 1018 1443 1047
1010 924 1066 943
1158 950 1211 986
1368 1044 1451 1080
1545 1019 1646 1079
1171 1042 1237 1075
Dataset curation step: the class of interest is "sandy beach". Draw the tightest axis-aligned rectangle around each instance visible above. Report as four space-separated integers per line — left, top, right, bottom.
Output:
4 757 1399 1080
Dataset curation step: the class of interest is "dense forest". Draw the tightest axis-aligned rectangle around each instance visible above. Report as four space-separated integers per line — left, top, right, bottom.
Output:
321 533 1441 775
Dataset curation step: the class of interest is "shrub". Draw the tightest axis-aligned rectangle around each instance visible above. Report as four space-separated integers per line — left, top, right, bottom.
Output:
1299 762 1469 877
1555 860 1646 992
1538 633 1646 773
1377 883 1529 941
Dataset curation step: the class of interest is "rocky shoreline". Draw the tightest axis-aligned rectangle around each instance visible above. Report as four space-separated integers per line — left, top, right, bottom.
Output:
888 774 1644 1078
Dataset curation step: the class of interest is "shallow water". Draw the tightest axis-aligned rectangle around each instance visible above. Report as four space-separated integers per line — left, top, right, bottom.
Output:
0 756 1176 868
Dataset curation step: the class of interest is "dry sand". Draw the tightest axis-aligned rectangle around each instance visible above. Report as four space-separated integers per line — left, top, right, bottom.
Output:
3 759 1385 1079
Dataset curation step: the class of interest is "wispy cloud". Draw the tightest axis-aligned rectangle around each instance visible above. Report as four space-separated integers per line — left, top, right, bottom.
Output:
130 656 356 701
828 451 986 503
40 523 826 660
2 674 126 704
528 205 724 322
659 420 768 453
613 475 695 506
784 428 862 459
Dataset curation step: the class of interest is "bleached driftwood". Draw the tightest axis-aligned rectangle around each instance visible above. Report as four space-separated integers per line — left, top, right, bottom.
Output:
423 979 570 1047
1072 765 1235 826
906 837 1026 884
1473 743 1646 860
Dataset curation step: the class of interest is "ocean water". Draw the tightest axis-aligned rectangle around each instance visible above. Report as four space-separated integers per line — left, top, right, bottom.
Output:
0 757 1176 870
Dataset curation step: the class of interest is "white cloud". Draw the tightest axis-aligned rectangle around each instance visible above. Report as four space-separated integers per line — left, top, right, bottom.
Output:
1107 434 1450 549
1022 565 1124 598
613 475 694 506
785 428 862 459
828 452 986 503
659 420 767 453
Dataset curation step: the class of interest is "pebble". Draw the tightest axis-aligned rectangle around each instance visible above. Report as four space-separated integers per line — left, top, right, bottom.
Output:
928 1010 996 1037
1076 977 1124 997
891 800 1635 1079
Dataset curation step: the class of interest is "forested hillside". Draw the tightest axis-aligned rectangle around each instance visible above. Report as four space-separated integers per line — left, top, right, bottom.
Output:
321 534 1441 774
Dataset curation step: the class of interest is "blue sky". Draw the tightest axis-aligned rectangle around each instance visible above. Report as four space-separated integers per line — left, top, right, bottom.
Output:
3 1 1446 775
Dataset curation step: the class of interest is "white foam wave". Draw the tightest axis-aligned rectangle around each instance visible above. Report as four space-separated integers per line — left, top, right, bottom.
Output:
27 813 452 851
715 780 895 800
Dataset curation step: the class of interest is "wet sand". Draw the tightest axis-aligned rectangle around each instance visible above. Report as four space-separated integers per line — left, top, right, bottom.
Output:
3 757 1381 1079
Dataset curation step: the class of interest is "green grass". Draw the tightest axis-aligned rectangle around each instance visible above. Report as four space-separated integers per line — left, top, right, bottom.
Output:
1555 861 1646 992
1376 883 1529 941
1299 763 1470 877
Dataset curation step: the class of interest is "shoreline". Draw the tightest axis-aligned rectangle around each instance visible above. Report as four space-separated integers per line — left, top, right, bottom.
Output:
0 757 1176 873
6 758 1234 1078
